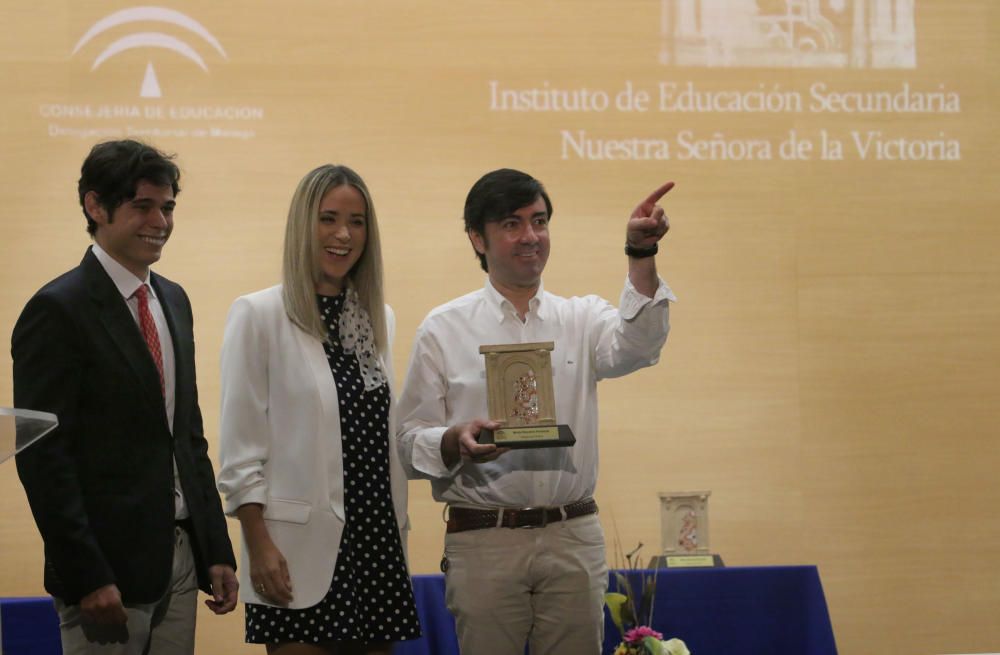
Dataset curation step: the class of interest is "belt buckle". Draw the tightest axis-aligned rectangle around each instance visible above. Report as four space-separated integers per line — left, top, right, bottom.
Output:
515 507 547 529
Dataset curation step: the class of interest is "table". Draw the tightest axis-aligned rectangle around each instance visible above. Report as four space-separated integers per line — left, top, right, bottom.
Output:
399 566 837 655
0 597 61 655
1 566 837 655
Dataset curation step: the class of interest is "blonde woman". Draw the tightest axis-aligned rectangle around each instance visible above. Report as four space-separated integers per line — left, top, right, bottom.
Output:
218 165 420 654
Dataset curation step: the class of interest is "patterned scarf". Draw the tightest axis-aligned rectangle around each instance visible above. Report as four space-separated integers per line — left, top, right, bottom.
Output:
336 285 388 392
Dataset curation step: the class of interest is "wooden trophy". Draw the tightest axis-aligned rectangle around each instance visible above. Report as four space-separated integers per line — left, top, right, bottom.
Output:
477 342 575 449
649 491 724 568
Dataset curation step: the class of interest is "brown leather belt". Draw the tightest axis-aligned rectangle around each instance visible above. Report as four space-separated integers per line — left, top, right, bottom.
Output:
446 498 598 533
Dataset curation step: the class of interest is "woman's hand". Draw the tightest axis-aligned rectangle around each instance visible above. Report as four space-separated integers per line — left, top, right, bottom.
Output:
247 535 293 606
236 503 294 606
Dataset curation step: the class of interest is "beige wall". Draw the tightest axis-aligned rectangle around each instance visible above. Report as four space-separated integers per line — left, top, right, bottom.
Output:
2 1 998 653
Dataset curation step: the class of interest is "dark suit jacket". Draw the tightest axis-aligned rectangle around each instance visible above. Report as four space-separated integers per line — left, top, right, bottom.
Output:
13 248 235 605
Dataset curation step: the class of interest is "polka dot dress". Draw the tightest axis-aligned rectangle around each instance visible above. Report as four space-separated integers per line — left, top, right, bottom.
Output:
245 293 421 644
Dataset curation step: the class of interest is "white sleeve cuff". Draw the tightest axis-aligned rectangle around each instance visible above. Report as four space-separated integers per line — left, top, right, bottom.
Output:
620 275 676 320
412 427 462 478
222 481 267 516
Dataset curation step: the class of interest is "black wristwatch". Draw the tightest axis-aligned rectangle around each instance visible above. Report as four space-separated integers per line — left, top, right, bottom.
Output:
625 242 658 258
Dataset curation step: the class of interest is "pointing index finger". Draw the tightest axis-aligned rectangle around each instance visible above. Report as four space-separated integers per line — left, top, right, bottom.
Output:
642 181 675 207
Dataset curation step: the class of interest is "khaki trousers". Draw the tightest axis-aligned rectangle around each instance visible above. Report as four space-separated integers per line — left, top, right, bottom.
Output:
55 525 198 655
443 513 607 655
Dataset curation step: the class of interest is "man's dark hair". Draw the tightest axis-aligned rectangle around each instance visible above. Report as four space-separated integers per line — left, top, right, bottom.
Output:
78 140 181 235
463 168 553 272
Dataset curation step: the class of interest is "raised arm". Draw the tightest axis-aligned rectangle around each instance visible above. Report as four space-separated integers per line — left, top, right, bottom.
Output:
626 181 674 298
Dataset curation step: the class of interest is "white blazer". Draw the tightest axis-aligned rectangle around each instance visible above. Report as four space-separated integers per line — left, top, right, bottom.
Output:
216 285 409 609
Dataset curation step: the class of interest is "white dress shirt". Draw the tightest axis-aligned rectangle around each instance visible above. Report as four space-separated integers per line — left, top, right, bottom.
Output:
92 244 187 519
396 276 675 509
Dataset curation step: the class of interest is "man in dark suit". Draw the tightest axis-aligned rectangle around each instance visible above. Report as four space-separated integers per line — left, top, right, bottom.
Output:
13 140 238 653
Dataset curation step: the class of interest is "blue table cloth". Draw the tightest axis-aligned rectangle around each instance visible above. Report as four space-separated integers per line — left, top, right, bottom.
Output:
1 566 837 655
0 597 60 655
398 565 837 655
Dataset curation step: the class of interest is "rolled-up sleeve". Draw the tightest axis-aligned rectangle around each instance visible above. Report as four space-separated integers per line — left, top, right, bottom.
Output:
217 297 271 514
593 275 675 380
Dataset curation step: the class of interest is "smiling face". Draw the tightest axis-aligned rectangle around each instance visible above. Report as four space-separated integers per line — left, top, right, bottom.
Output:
87 179 175 279
468 194 551 293
315 184 367 295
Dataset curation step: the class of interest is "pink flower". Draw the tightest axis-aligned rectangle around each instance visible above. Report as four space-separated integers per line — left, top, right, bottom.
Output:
624 626 664 644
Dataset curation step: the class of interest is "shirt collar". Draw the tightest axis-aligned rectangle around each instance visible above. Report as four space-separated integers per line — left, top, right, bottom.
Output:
91 243 155 301
482 277 546 324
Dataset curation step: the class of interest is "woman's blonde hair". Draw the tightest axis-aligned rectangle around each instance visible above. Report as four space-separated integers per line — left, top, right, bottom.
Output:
282 164 386 351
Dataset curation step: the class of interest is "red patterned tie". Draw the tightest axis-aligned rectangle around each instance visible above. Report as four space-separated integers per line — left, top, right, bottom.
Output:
134 284 165 396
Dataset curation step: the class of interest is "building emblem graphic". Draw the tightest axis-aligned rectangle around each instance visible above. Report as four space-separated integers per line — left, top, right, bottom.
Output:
660 0 916 68
72 6 228 98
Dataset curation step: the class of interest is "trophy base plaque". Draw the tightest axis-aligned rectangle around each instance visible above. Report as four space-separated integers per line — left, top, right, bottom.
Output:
478 424 576 449
648 554 725 569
